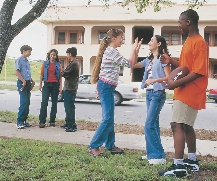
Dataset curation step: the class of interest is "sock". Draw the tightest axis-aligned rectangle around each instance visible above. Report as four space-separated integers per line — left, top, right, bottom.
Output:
173 158 184 165
188 153 196 161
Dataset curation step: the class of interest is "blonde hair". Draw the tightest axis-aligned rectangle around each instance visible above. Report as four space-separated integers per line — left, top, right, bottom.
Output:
91 28 124 84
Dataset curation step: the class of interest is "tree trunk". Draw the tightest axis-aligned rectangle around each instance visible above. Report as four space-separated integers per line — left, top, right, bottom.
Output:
0 0 51 73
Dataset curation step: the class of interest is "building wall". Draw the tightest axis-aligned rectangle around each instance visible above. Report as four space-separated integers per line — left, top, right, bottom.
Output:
42 4 217 83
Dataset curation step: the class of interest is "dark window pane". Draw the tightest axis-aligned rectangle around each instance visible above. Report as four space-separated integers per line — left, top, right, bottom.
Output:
70 33 77 44
99 32 107 43
204 33 210 45
81 32 84 44
58 32 65 44
214 34 217 46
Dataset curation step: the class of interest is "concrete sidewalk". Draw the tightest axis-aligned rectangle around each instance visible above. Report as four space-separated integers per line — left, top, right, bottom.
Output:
0 122 217 157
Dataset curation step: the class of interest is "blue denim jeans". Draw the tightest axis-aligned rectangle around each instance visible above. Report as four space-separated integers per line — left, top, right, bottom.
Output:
145 89 166 159
39 82 59 124
63 90 76 127
17 80 31 124
89 79 116 150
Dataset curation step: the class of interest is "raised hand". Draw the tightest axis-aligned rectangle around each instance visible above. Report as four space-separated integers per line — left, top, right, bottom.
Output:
132 37 139 50
136 38 143 55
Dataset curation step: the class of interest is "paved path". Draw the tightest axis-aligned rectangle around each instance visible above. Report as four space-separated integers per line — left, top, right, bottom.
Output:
0 122 217 157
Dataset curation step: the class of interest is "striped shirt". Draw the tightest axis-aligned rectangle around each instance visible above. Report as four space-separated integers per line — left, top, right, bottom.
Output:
99 46 131 86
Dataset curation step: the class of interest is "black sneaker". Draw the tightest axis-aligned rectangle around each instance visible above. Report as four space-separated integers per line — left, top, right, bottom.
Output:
73 126 77 131
184 159 199 172
158 164 187 177
39 123 46 128
49 122 55 127
17 123 24 129
107 147 124 154
60 124 68 129
65 127 76 132
24 122 32 127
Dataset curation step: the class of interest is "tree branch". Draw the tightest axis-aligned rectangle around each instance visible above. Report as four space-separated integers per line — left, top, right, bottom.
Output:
0 0 18 29
12 0 51 36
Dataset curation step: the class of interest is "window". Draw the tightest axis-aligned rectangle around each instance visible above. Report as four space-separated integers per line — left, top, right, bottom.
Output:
56 30 84 44
162 33 169 44
81 32 84 44
204 33 210 45
69 33 78 44
99 32 107 43
171 33 179 45
214 34 217 46
58 32 65 44
162 32 181 45
79 75 91 84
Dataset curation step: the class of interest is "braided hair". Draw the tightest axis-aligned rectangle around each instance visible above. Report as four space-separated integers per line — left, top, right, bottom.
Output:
91 28 123 84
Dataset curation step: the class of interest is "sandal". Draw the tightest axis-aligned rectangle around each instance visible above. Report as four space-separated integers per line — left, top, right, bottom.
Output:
108 146 124 154
88 148 104 157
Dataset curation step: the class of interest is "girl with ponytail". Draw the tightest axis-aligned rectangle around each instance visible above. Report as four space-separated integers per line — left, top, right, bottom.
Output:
88 28 142 156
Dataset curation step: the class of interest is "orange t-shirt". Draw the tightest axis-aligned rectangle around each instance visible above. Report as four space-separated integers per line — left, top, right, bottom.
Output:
40 62 62 82
174 35 209 110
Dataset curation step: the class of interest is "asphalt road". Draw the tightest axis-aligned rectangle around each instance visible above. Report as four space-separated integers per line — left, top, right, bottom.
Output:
0 90 217 130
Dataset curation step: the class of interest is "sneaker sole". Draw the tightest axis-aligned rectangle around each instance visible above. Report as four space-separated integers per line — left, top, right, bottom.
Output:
17 126 24 129
184 164 199 172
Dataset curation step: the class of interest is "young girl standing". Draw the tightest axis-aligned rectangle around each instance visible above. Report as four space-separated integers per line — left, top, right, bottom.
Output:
133 35 171 164
88 28 142 156
39 49 62 128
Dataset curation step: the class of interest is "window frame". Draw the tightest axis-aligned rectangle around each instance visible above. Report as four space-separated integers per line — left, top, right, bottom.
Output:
56 30 84 44
161 31 182 45
68 31 79 44
56 31 67 44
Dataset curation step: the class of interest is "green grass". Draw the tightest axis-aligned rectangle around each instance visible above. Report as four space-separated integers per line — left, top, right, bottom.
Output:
1 58 41 82
0 137 177 181
0 110 217 180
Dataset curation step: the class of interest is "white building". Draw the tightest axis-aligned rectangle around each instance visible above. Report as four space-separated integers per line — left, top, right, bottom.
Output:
41 3 217 83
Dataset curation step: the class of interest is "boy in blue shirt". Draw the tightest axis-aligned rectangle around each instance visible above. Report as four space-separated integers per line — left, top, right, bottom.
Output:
15 45 35 129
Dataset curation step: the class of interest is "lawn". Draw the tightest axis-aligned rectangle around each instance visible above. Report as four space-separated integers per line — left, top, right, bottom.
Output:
0 110 217 180
0 58 41 83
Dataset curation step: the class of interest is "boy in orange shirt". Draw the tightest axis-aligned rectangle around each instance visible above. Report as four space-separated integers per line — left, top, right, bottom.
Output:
158 9 209 177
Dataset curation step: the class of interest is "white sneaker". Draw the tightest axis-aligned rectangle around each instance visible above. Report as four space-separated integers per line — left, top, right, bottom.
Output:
140 155 148 160
148 158 166 165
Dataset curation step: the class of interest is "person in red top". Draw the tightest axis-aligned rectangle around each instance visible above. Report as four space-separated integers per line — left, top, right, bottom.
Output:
39 49 62 128
158 9 209 177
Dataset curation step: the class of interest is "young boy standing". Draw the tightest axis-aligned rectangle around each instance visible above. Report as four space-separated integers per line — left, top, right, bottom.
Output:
61 47 79 132
15 45 35 129
158 9 209 177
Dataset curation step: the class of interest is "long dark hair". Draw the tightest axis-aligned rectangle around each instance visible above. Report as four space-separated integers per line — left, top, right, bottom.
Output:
91 28 124 84
46 49 59 62
148 35 170 60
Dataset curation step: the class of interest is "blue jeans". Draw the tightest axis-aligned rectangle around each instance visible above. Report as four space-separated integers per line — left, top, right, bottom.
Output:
145 89 166 159
39 82 59 124
89 79 116 150
17 80 31 124
63 90 76 127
